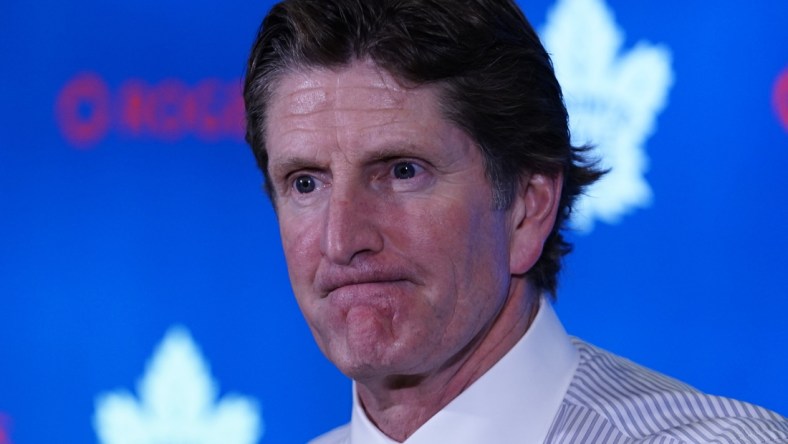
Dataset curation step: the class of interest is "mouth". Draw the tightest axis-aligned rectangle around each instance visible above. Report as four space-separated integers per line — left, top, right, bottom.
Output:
322 278 410 298
315 267 415 299
323 280 411 316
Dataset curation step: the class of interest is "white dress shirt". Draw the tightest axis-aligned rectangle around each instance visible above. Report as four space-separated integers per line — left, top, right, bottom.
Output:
310 299 788 443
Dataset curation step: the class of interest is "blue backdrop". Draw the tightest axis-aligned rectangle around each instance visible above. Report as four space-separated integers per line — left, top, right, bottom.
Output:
1 0 786 443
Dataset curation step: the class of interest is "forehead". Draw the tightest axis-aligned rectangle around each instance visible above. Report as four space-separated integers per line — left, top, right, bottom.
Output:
262 60 469 178
275 62 404 106
267 60 444 130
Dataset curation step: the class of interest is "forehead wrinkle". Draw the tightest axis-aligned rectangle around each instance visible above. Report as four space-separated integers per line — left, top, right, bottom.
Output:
280 86 331 116
331 86 410 154
274 108 426 163
333 61 409 113
333 84 407 111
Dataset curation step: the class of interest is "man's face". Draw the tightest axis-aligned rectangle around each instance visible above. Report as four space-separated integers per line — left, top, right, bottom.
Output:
265 60 522 381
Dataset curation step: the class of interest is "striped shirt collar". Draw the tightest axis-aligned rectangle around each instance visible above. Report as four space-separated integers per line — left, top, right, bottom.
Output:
349 297 579 443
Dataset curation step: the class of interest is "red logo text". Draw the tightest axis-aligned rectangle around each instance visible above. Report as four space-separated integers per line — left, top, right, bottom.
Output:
55 72 245 149
774 67 788 132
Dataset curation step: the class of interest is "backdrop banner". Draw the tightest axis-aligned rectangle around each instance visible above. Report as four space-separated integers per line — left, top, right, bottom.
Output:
1 0 786 442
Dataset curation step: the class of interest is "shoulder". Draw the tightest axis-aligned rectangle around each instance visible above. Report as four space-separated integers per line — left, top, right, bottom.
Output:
308 423 350 444
545 338 788 444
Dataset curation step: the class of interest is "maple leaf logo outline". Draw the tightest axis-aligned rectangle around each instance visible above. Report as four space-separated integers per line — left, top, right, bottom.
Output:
541 0 674 231
94 326 263 444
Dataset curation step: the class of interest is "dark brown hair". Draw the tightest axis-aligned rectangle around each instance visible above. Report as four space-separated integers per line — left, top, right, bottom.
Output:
244 0 603 295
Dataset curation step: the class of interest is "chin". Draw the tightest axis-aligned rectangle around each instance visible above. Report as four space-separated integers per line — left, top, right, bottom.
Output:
334 347 400 377
330 340 433 383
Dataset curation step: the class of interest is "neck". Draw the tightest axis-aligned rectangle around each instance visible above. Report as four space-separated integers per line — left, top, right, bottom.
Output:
355 279 541 442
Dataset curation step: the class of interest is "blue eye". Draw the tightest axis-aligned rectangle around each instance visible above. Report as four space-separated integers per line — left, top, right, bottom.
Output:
393 162 418 179
294 175 316 193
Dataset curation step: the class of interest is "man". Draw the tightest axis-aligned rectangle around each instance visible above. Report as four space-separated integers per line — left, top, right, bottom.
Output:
243 0 788 442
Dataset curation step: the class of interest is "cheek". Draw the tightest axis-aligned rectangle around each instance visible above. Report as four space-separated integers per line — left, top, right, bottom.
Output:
281 218 327 338
279 213 322 285
394 202 476 306
423 201 509 311
416 199 491 266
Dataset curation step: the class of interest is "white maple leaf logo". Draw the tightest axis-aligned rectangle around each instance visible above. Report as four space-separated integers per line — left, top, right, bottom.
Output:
94 326 263 444
541 0 674 231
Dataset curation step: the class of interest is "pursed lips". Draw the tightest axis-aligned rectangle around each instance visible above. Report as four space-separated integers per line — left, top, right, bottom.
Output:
319 278 410 299
314 268 416 301
321 280 411 318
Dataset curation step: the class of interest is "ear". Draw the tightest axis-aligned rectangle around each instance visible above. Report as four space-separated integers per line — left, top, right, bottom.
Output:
507 172 563 275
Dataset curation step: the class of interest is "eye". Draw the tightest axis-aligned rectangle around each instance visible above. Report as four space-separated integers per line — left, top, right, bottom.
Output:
392 161 419 179
294 174 317 193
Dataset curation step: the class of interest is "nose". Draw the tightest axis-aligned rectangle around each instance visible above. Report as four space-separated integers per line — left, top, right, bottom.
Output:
320 185 384 265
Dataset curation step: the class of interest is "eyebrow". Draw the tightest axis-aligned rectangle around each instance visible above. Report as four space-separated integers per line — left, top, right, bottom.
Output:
269 156 322 181
364 143 427 162
268 142 431 178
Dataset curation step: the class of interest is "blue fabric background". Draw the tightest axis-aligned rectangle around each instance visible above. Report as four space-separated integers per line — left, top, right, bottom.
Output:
0 1 786 442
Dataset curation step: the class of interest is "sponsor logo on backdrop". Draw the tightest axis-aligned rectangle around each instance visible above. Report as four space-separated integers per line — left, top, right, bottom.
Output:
55 73 244 149
94 326 262 444
541 0 674 231
774 67 788 131
57 0 676 229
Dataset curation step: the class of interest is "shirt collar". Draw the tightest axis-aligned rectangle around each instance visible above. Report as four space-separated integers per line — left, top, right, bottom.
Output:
349 297 579 444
